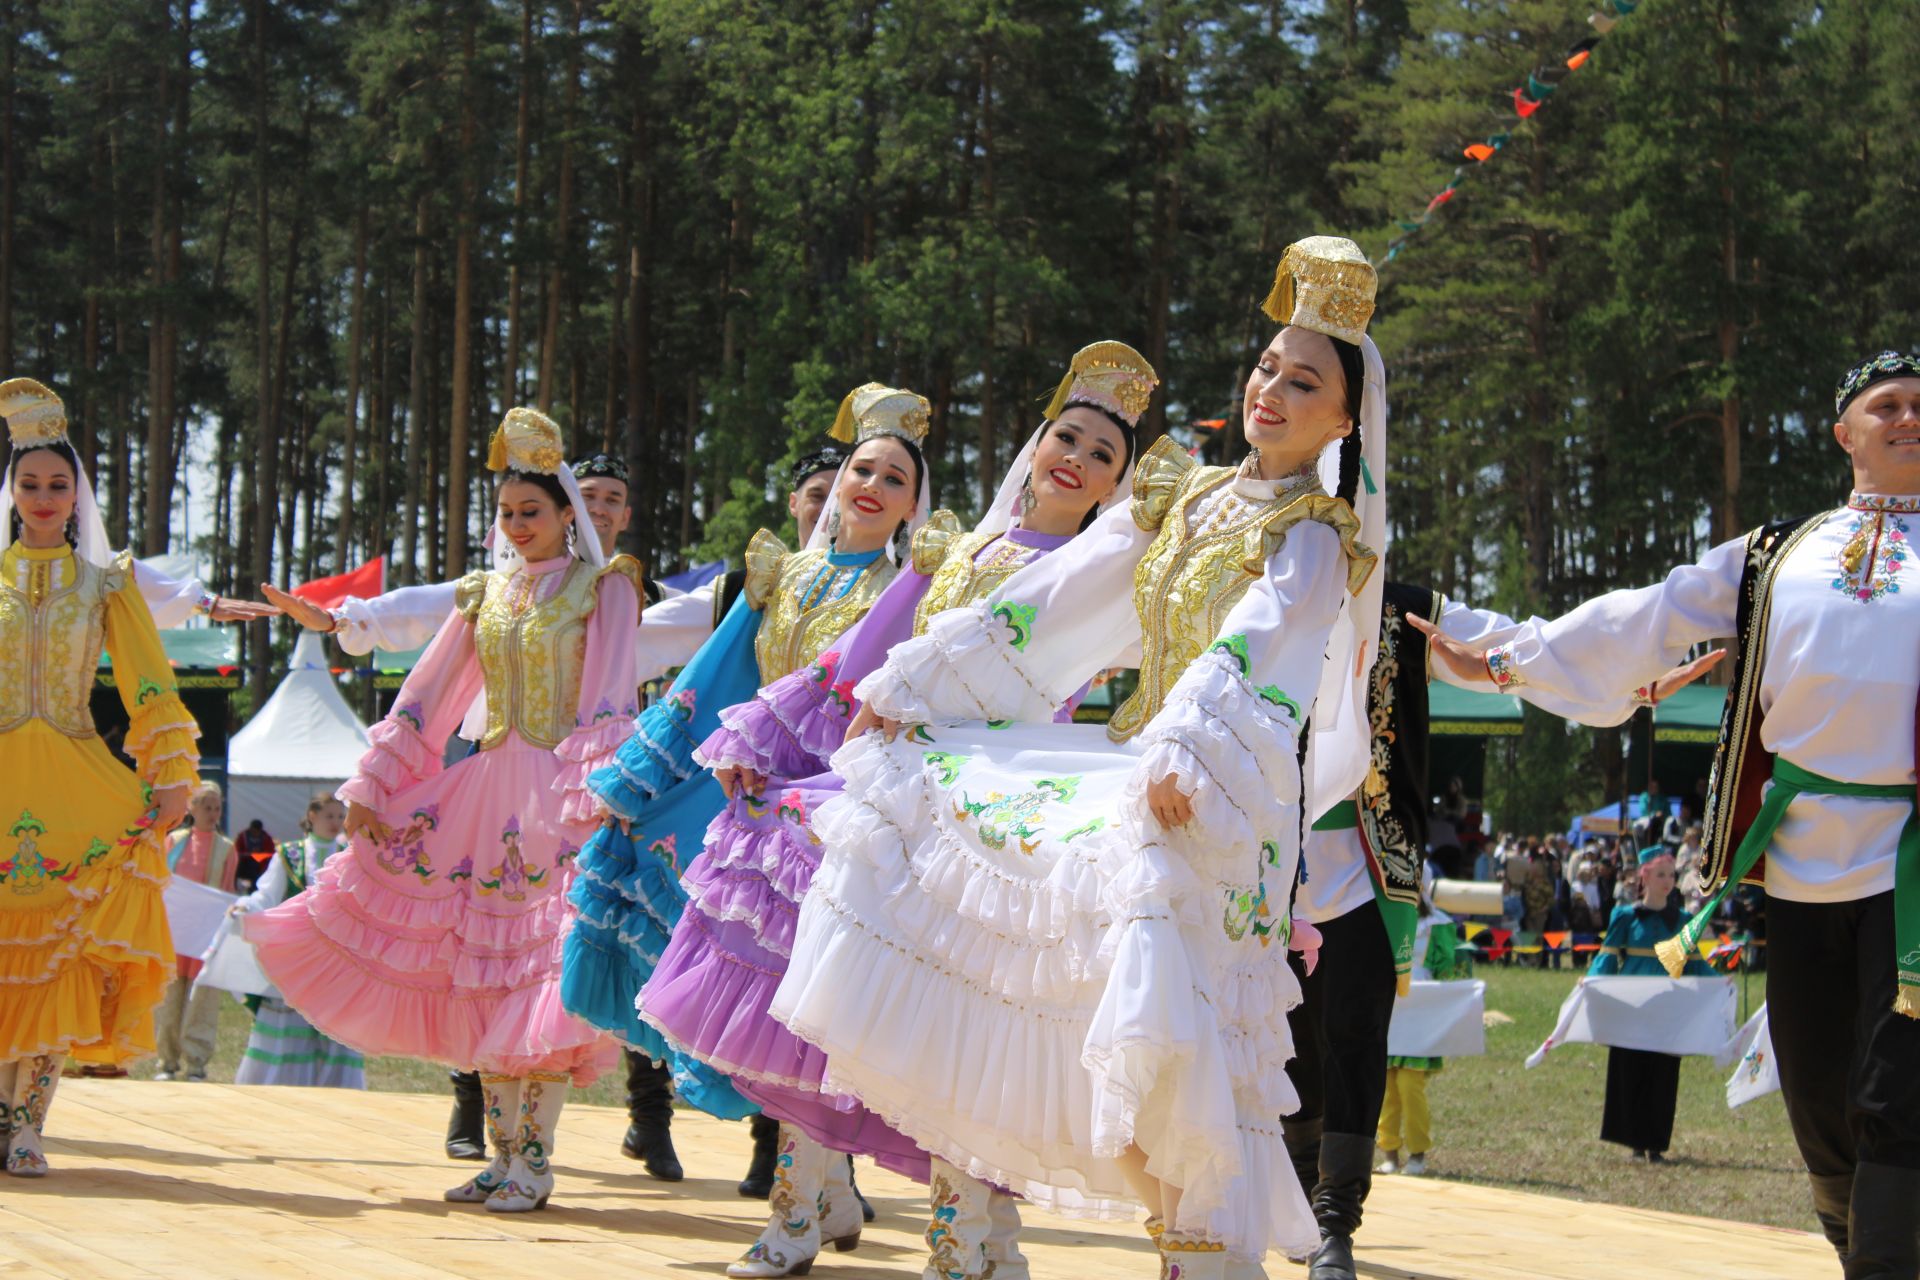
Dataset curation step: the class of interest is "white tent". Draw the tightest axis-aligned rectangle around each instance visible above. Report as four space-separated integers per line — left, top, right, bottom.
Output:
227 632 369 841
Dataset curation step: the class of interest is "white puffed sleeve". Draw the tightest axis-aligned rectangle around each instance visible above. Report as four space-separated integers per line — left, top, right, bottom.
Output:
636 580 717 683
330 580 459 656
1481 536 1744 709
133 558 208 630
852 499 1154 725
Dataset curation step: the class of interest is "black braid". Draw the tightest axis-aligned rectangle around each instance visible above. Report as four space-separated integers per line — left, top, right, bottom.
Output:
1329 336 1366 507
1335 426 1363 507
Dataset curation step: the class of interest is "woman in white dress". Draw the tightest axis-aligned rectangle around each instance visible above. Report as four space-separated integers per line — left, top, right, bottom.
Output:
774 236 1388 1277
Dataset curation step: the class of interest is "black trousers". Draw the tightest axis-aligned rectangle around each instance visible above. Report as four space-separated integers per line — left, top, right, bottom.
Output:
1284 902 1399 1142
1769 892 1920 1177
1600 1047 1679 1154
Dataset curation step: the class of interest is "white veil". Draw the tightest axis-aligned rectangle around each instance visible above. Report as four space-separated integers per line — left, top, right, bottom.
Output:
1306 334 1388 819
975 419 1137 540
0 449 113 568
487 463 608 571
802 440 933 562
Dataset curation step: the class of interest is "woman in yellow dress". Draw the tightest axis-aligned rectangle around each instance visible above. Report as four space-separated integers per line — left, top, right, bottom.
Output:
0 378 199 1177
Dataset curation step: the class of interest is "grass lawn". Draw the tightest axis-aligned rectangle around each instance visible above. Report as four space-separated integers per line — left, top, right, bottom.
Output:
118 963 1813 1234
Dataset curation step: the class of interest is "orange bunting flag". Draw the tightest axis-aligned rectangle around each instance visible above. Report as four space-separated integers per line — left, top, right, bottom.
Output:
1567 37 1599 70
1464 143 1496 162
1514 87 1543 118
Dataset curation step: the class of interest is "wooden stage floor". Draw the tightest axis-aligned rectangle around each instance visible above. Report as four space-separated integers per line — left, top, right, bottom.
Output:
0 1080 1830 1280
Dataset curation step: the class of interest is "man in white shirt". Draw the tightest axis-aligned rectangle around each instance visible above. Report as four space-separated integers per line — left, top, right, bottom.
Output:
1419 351 1920 1278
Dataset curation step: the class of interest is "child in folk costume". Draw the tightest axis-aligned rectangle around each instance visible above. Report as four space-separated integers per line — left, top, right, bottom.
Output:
648 344 1151 1279
0 378 199 1176
776 237 1387 1276
229 794 366 1088
561 384 931 1149
248 408 641 1213
1374 891 1460 1178
154 782 237 1082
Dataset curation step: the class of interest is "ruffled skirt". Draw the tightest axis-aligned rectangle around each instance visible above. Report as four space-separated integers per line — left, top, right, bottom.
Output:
234 999 366 1088
773 720 1317 1260
0 726 174 1066
246 735 616 1084
638 775 928 1178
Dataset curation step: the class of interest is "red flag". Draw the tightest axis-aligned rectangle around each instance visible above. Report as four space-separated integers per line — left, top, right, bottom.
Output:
289 557 385 611
1426 188 1456 212
1514 87 1542 118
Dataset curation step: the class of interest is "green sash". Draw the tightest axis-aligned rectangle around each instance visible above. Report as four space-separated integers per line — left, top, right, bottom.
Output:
1656 757 1920 1017
1311 800 1419 990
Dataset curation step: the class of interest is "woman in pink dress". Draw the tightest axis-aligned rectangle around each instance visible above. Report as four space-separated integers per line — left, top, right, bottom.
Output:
247 408 640 1213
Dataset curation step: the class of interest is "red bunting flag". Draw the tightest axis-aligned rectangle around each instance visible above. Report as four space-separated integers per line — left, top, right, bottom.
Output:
1426 188 1456 212
1514 87 1543 118
289 557 385 611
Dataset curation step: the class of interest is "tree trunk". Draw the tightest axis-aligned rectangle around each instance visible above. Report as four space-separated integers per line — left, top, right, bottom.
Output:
538 0 585 412
0 0 15 370
447 16 477 577
975 45 996 507
504 0 533 407
247 0 277 704
337 203 368 573
1713 13 1741 543
623 86 652 563
402 189 430 585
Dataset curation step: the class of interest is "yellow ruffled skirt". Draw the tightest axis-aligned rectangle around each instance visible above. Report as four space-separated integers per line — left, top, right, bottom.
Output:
0 722 174 1065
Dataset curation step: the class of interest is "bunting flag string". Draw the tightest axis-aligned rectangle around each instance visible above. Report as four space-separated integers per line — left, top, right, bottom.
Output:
1378 0 1644 269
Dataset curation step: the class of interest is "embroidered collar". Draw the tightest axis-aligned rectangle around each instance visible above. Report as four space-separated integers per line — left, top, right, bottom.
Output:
1848 493 1920 514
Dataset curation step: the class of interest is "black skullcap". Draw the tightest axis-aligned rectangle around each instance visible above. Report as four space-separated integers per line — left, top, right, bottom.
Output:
571 452 629 484
789 445 846 489
1835 351 1920 417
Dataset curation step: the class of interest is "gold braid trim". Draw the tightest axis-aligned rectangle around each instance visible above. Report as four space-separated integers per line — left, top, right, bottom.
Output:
598 553 647 623
1245 492 1378 596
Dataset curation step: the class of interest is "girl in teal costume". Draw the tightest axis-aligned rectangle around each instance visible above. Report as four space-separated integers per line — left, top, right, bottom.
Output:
562 383 931 1121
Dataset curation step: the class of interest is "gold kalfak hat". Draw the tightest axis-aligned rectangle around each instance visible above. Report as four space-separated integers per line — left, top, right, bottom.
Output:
0 378 70 449
1261 236 1377 345
486 406 567 475
830 383 932 448
1043 341 1159 426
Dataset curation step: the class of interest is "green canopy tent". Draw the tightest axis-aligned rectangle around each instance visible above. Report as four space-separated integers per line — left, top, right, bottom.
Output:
93 628 241 783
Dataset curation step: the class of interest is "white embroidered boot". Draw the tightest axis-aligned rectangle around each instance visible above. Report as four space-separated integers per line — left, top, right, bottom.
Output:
819 1150 865 1253
487 1072 567 1213
727 1124 830 1277
984 1185 1031 1280
445 1074 518 1203
920 1158 995 1280
1157 1233 1229 1280
6 1055 60 1177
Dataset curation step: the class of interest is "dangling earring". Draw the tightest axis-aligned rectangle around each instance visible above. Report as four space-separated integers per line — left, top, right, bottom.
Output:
564 522 577 556
1019 473 1036 518
890 520 909 565
63 514 77 547
826 507 842 546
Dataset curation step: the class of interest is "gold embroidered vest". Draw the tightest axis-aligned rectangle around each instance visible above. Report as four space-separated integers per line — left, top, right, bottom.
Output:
459 555 643 750
912 517 1064 634
1105 438 1372 743
744 530 897 685
0 545 126 738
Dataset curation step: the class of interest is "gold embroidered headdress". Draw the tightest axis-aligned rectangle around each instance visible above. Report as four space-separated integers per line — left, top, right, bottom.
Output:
1261 236 1377 345
486 406 567 476
0 378 70 449
829 383 932 448
1042 341 1159 427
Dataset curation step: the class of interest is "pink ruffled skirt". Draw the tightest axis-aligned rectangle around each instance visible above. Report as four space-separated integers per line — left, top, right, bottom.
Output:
247 735 617 1083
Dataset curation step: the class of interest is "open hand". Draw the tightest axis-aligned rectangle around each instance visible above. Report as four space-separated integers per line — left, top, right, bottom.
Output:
713 763 767 801
845 703 904 744
1404 613 1492 686
262 584 336 633
345 800 390 846
1145 771 1195 830
207 597 281 624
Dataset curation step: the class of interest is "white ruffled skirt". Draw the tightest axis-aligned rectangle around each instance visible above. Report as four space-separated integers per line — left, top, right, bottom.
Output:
773 668 1319 1262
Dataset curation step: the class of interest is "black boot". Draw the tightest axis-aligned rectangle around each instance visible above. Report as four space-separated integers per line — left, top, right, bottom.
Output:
738 1114 780 1198
1809 1171 1853 1265
848 1155 876 1223
1282 1115 1324 1209
445 1070 486 1162
1844 1161 1920 1280
1306 1132 1374 1280
620 1051 683 1181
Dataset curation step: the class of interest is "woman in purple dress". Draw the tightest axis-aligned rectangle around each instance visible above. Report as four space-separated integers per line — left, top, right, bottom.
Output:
641 343 1157 1279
